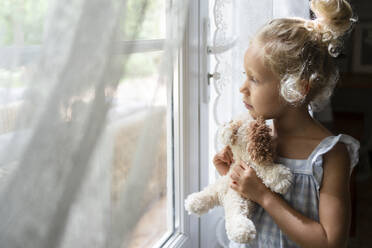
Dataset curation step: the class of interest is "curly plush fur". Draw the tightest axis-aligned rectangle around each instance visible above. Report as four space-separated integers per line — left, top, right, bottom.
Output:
184 116 293 243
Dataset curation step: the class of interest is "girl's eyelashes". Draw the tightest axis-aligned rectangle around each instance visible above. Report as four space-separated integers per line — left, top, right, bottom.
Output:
242 70 259 84
248 75 258 84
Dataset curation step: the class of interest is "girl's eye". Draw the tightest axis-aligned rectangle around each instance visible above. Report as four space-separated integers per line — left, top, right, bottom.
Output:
249 76 258 84
242 70 259 84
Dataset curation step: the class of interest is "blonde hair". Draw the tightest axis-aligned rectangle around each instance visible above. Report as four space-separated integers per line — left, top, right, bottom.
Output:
255 0 355 112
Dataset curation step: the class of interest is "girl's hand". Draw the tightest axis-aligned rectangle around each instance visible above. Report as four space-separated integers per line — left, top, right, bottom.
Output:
229 161 272 204
213 146 234 176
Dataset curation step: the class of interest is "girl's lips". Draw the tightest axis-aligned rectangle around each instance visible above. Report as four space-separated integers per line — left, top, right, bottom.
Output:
244 102 253 109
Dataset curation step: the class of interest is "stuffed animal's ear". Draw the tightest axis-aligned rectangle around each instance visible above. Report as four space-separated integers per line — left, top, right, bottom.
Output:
218 120 242 146
246 117 274 165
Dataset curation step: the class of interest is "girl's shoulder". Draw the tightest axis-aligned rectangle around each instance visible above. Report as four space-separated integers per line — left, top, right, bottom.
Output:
274 120 359 170
277 132 360 191
316 134 360 194
312 133 360 170
308 123 359 169
304 133 360 192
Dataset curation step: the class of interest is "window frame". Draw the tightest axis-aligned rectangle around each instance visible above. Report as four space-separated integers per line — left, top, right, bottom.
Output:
159 0 209 247
116 0 208 247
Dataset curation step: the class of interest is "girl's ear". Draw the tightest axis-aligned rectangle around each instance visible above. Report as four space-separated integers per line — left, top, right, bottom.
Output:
301 80 310 96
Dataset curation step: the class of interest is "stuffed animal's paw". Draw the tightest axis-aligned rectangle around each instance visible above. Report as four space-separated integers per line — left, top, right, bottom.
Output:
226 215 256 243
272 165 293 194
184 192 212 216
257 164 293 194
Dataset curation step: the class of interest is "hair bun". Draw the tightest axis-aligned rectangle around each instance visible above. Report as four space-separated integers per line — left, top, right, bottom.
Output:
310 0 354 38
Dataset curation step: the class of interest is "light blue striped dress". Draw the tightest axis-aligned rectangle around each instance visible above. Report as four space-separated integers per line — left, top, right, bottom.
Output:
228 134 360 248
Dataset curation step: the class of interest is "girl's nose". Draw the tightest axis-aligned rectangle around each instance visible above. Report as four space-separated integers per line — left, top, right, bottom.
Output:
239 82 250 95
239 86 244 93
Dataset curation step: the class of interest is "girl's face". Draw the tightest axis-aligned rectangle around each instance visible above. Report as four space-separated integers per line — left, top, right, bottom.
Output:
240 41 287 120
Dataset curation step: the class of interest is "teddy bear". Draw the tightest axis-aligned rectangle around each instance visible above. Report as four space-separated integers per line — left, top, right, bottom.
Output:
184 116 293 243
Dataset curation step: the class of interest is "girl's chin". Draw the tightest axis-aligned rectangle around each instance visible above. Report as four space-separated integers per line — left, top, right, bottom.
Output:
247 109 257 118
248 111 267 121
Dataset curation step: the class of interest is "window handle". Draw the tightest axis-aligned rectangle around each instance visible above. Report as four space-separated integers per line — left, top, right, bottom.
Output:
202 17 237 104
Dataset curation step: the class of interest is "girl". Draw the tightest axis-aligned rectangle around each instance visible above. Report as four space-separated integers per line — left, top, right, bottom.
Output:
213 0 360 247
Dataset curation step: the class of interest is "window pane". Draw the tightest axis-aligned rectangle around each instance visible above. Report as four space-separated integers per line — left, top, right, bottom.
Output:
121 0 166 41
110 51 174 247
0 0 47 128
0 0 49 45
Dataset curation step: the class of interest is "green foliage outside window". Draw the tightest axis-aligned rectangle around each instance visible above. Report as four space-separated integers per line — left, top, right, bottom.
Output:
121 0 165 41
0 0 48 45
0 0 165 85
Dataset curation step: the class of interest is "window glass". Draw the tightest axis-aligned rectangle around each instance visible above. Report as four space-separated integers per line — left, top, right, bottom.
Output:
0 1 176 247
121 0 166 41
0 0 48 45
111 51 174 248
0 0 47 111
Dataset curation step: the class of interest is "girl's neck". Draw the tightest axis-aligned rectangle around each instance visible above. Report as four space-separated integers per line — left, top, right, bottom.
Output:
273 104 315 138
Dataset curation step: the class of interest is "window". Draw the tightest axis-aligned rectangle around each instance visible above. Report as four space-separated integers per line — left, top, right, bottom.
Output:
111 0 176 247
0 0 207 247
0 0 48 133
108 0 206 247
0 0 175 247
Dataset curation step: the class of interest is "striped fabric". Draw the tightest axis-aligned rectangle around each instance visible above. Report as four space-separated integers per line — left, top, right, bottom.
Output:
228 134 360 248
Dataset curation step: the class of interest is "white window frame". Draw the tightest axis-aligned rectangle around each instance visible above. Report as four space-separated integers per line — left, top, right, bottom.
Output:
159 0 210 247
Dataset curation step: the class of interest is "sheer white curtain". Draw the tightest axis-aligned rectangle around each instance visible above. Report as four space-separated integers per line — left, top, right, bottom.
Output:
0 0 188 247
208 0 309 246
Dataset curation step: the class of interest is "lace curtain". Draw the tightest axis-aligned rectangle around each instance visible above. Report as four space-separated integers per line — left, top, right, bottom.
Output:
0 0 188 247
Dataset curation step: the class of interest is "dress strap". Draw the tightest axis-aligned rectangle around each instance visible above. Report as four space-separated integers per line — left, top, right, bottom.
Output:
306 136 335 161
307 134 360 191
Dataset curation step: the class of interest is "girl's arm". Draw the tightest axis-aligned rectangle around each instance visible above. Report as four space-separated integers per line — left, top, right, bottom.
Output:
230 143 351 248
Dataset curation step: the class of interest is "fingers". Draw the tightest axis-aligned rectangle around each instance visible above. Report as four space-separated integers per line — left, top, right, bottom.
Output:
235 163 244 174
238 162 256 179
226 146 234 160
230 180 238 189
214 147 229 163
245 166 256 177
271 119 278 138
224 153 233 165
224 146 234 164
217 153 230 164
230 169 240 180
240 161 249 170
